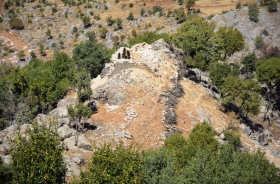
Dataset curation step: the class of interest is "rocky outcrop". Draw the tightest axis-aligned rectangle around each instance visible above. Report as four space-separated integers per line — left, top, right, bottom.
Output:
212 4 280 60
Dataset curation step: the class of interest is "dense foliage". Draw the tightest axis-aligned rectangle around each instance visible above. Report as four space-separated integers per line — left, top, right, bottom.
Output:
0 157 14 184
256 57 280 109
11 122 66 183
248 3 259 22
0 52 74 129
73 122 280 183
73 41 110 78
74 144 143 183
172 17 244 70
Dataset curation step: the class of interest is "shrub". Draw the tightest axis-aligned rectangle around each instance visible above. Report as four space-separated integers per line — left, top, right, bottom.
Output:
127 12 134 21
0 157 14 184
11 122 66 183
268 0 277 12
236 2 241 9
141 8 146 16
248 3 259 22
241 53 256 73
129 3 133 8
82 16 91 27
128 31 170 46
255 35 264 49
106 16 115 26
72 40 110 78
262 28 269 36
76 143 143 183
9 17 24 30
153 6 163 17
132 29 137 37
99 27 108 38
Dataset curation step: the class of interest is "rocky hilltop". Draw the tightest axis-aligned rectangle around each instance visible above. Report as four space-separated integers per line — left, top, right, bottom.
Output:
1 39 280 177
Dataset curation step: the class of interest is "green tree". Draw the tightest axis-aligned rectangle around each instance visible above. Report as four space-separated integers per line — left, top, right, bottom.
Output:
86 31 96 41
82 16 91 27
127 12 134 21
255 35 264 49
99 27 108 38
221 76 260 116
178 0 184 5
72 41 109 78
106 16 115 26
172 17 218 70
140 8 146 16
185 0 196 10
116 17 122 29
9 17 24 30
209 62 239 88
17 50 25 60
256 57 280 109
0 157 14 184
67 103 92 146
175 8 186 23
241 53 256 74
216 26 245 59
75 143 143 183
236 2 241 9
248 3 259 22
268 0 277 12
39 42 46 56
45 28 52 39
11 122 66 183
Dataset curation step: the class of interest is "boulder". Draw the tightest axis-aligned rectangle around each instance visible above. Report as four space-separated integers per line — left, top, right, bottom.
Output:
77 135 92 151
57 124 75 140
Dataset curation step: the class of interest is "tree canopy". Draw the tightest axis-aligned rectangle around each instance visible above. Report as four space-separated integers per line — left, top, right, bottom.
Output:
72 41 110 78
11 122 66 183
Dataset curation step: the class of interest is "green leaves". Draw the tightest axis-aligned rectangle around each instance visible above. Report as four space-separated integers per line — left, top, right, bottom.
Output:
216 26 245 59
77 143 143 184
221 76 260 116
73 41 110 78
73 123 280 183
11 122 66 183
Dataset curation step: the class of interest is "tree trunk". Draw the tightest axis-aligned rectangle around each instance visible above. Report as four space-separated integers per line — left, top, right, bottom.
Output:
75 119 80 146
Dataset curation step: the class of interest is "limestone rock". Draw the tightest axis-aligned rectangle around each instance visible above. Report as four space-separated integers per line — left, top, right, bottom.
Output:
77 135 92 151
58 124 75 140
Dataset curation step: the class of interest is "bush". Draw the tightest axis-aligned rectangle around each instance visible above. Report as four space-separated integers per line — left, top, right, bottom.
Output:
255 35 264 49
72 41 110 78
268 0 277 12
248 3 259 22
82 16 91 27
236 2 241 9
11 122 66 183
153 6 163 16
106 16 115 26
209 62 239 88
171 17 218 70
99 27 108 38
127 12 134 21
241 53 256 73
76 144 143 183
128 31 170 46
140 8 146 16
0 157 14 184
9 17 24 30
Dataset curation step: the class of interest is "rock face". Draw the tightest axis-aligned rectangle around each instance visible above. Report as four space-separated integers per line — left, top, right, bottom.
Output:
212 5 280 60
